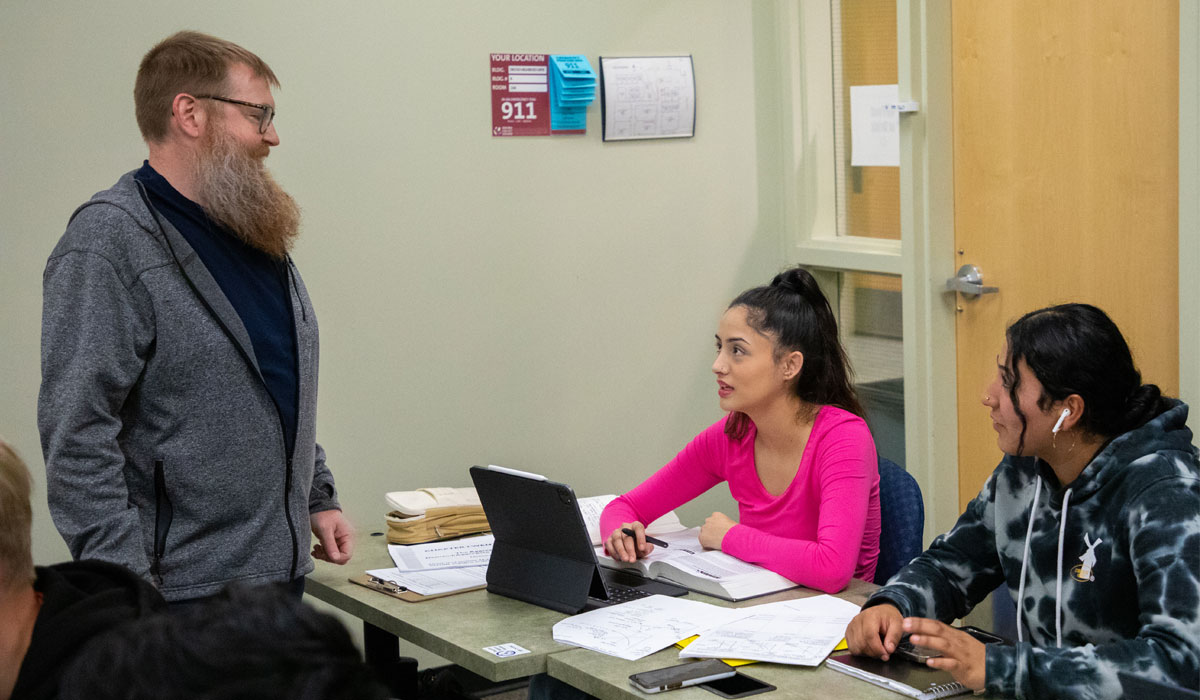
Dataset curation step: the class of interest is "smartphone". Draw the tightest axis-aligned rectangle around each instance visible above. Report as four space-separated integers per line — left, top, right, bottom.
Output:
698 672 776 698
959 625 1008 645
628 659 736 693
895 625 1008 663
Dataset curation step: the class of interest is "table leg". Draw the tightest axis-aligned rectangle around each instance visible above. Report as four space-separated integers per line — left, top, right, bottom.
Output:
364 621 418 698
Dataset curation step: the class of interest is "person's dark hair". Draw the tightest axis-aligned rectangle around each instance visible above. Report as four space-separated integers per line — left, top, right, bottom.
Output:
58 583 389 700
1003 303 1173 456
725 266 863 439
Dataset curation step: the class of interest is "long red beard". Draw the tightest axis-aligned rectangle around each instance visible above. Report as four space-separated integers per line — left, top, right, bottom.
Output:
192 125 301 259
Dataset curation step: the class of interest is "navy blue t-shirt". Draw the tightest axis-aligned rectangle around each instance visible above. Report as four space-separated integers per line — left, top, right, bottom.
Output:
135 162 299 457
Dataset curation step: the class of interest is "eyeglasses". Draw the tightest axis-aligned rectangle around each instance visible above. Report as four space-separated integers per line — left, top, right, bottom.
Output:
193 95 276 134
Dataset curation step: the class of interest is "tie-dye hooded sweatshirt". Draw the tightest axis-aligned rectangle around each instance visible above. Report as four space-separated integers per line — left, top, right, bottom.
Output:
864 400 1199 698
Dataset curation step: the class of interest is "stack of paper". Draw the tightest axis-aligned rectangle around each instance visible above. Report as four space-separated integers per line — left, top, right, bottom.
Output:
549 55 596 133
387 534 494 571
365 534 495 596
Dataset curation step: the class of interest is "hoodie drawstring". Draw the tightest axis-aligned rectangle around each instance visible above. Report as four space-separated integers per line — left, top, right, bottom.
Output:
1055 487 1073 648
1016 476 1042 644
1016 474 1072 648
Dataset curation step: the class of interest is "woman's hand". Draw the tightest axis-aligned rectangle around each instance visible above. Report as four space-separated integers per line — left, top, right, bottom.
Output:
903 618 988 691
845 603 905 660
605 521 654 562
699 512 737 549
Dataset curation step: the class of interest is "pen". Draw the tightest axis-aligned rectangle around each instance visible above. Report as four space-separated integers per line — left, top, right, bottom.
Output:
622 528 669 548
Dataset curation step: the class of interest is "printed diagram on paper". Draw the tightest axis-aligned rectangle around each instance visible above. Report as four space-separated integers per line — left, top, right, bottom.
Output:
551 595 743 660
601 56 695 140
680 613 838 665
678 595 861 666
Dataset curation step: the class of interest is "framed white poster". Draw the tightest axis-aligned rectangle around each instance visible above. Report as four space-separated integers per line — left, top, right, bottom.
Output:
599 56 695 141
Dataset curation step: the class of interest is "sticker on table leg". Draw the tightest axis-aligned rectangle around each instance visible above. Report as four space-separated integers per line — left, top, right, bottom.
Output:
483 643 531 658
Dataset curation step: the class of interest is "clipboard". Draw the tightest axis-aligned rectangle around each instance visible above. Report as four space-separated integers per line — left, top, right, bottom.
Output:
350 573 486 603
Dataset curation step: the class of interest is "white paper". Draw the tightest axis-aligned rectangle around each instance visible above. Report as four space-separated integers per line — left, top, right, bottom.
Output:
600 56 695 141
678 595 861 666
578 495 688 546
850 84 900 167
365 566 487 596
552 594 746 661
388 534 494 571
482 643 531 658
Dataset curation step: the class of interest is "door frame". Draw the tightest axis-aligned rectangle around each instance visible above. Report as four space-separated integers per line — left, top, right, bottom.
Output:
1181 0 1199 412
776 0 1198 541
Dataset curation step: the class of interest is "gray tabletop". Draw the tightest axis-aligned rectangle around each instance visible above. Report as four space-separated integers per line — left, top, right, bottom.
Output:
305 536 574 681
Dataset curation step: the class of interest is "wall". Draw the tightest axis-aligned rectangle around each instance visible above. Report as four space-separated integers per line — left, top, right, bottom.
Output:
0 0 788 608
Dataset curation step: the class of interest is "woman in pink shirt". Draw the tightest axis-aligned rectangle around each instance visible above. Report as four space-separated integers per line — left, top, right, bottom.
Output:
602 267 881 593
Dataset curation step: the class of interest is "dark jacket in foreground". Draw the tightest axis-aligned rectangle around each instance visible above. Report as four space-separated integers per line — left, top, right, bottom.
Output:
12 560 166 700
39 171 340 601
866 401 1200 698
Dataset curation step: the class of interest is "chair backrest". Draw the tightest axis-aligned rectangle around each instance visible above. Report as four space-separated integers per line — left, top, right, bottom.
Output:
875 457 924 585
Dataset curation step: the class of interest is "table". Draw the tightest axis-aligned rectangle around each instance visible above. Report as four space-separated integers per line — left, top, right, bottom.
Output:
305 536 573 681
307 541 897 698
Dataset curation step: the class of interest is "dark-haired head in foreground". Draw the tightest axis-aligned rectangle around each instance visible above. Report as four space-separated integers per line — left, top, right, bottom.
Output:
59 584 388 700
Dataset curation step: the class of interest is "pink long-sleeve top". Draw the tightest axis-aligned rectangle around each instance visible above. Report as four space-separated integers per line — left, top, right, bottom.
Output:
600 406 881 593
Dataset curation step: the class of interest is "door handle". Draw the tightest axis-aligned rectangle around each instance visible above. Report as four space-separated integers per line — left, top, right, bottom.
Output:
945 264 999 298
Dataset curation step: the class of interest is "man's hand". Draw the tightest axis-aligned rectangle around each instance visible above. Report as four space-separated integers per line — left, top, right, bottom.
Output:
903 618 987 691
698 511 737 550
605 521 653 562
311 509 355 565
845 603 905 661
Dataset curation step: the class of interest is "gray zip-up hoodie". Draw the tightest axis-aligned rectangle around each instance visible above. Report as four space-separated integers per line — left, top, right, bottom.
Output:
39 170 340 601
865 401 1200 698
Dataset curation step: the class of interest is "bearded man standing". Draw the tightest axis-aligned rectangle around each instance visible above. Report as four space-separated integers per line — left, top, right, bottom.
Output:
39 31 353 605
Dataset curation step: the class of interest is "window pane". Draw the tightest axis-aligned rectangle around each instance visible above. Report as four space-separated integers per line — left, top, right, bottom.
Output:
831 0 900 240
840 271 905 466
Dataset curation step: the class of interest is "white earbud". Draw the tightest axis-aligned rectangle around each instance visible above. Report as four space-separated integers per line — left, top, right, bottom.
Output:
1052 408 1071 434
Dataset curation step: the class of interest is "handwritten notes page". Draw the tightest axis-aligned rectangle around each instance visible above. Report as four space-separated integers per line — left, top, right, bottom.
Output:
388 534 494 571
552 595 745 661
678 595 862 666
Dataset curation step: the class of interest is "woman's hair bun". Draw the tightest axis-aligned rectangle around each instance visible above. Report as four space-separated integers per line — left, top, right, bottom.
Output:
770 267 819 299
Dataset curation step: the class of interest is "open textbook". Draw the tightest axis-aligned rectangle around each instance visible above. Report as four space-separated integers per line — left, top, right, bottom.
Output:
594 528 798 601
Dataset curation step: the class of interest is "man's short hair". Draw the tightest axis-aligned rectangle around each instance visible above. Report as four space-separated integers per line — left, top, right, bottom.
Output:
134 30 279 143
0 440 34 590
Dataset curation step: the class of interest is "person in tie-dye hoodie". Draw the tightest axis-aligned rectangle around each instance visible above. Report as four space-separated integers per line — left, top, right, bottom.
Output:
846 303 1200 698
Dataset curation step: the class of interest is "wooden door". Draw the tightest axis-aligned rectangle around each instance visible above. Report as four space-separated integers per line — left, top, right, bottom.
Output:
951 0 1180 507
